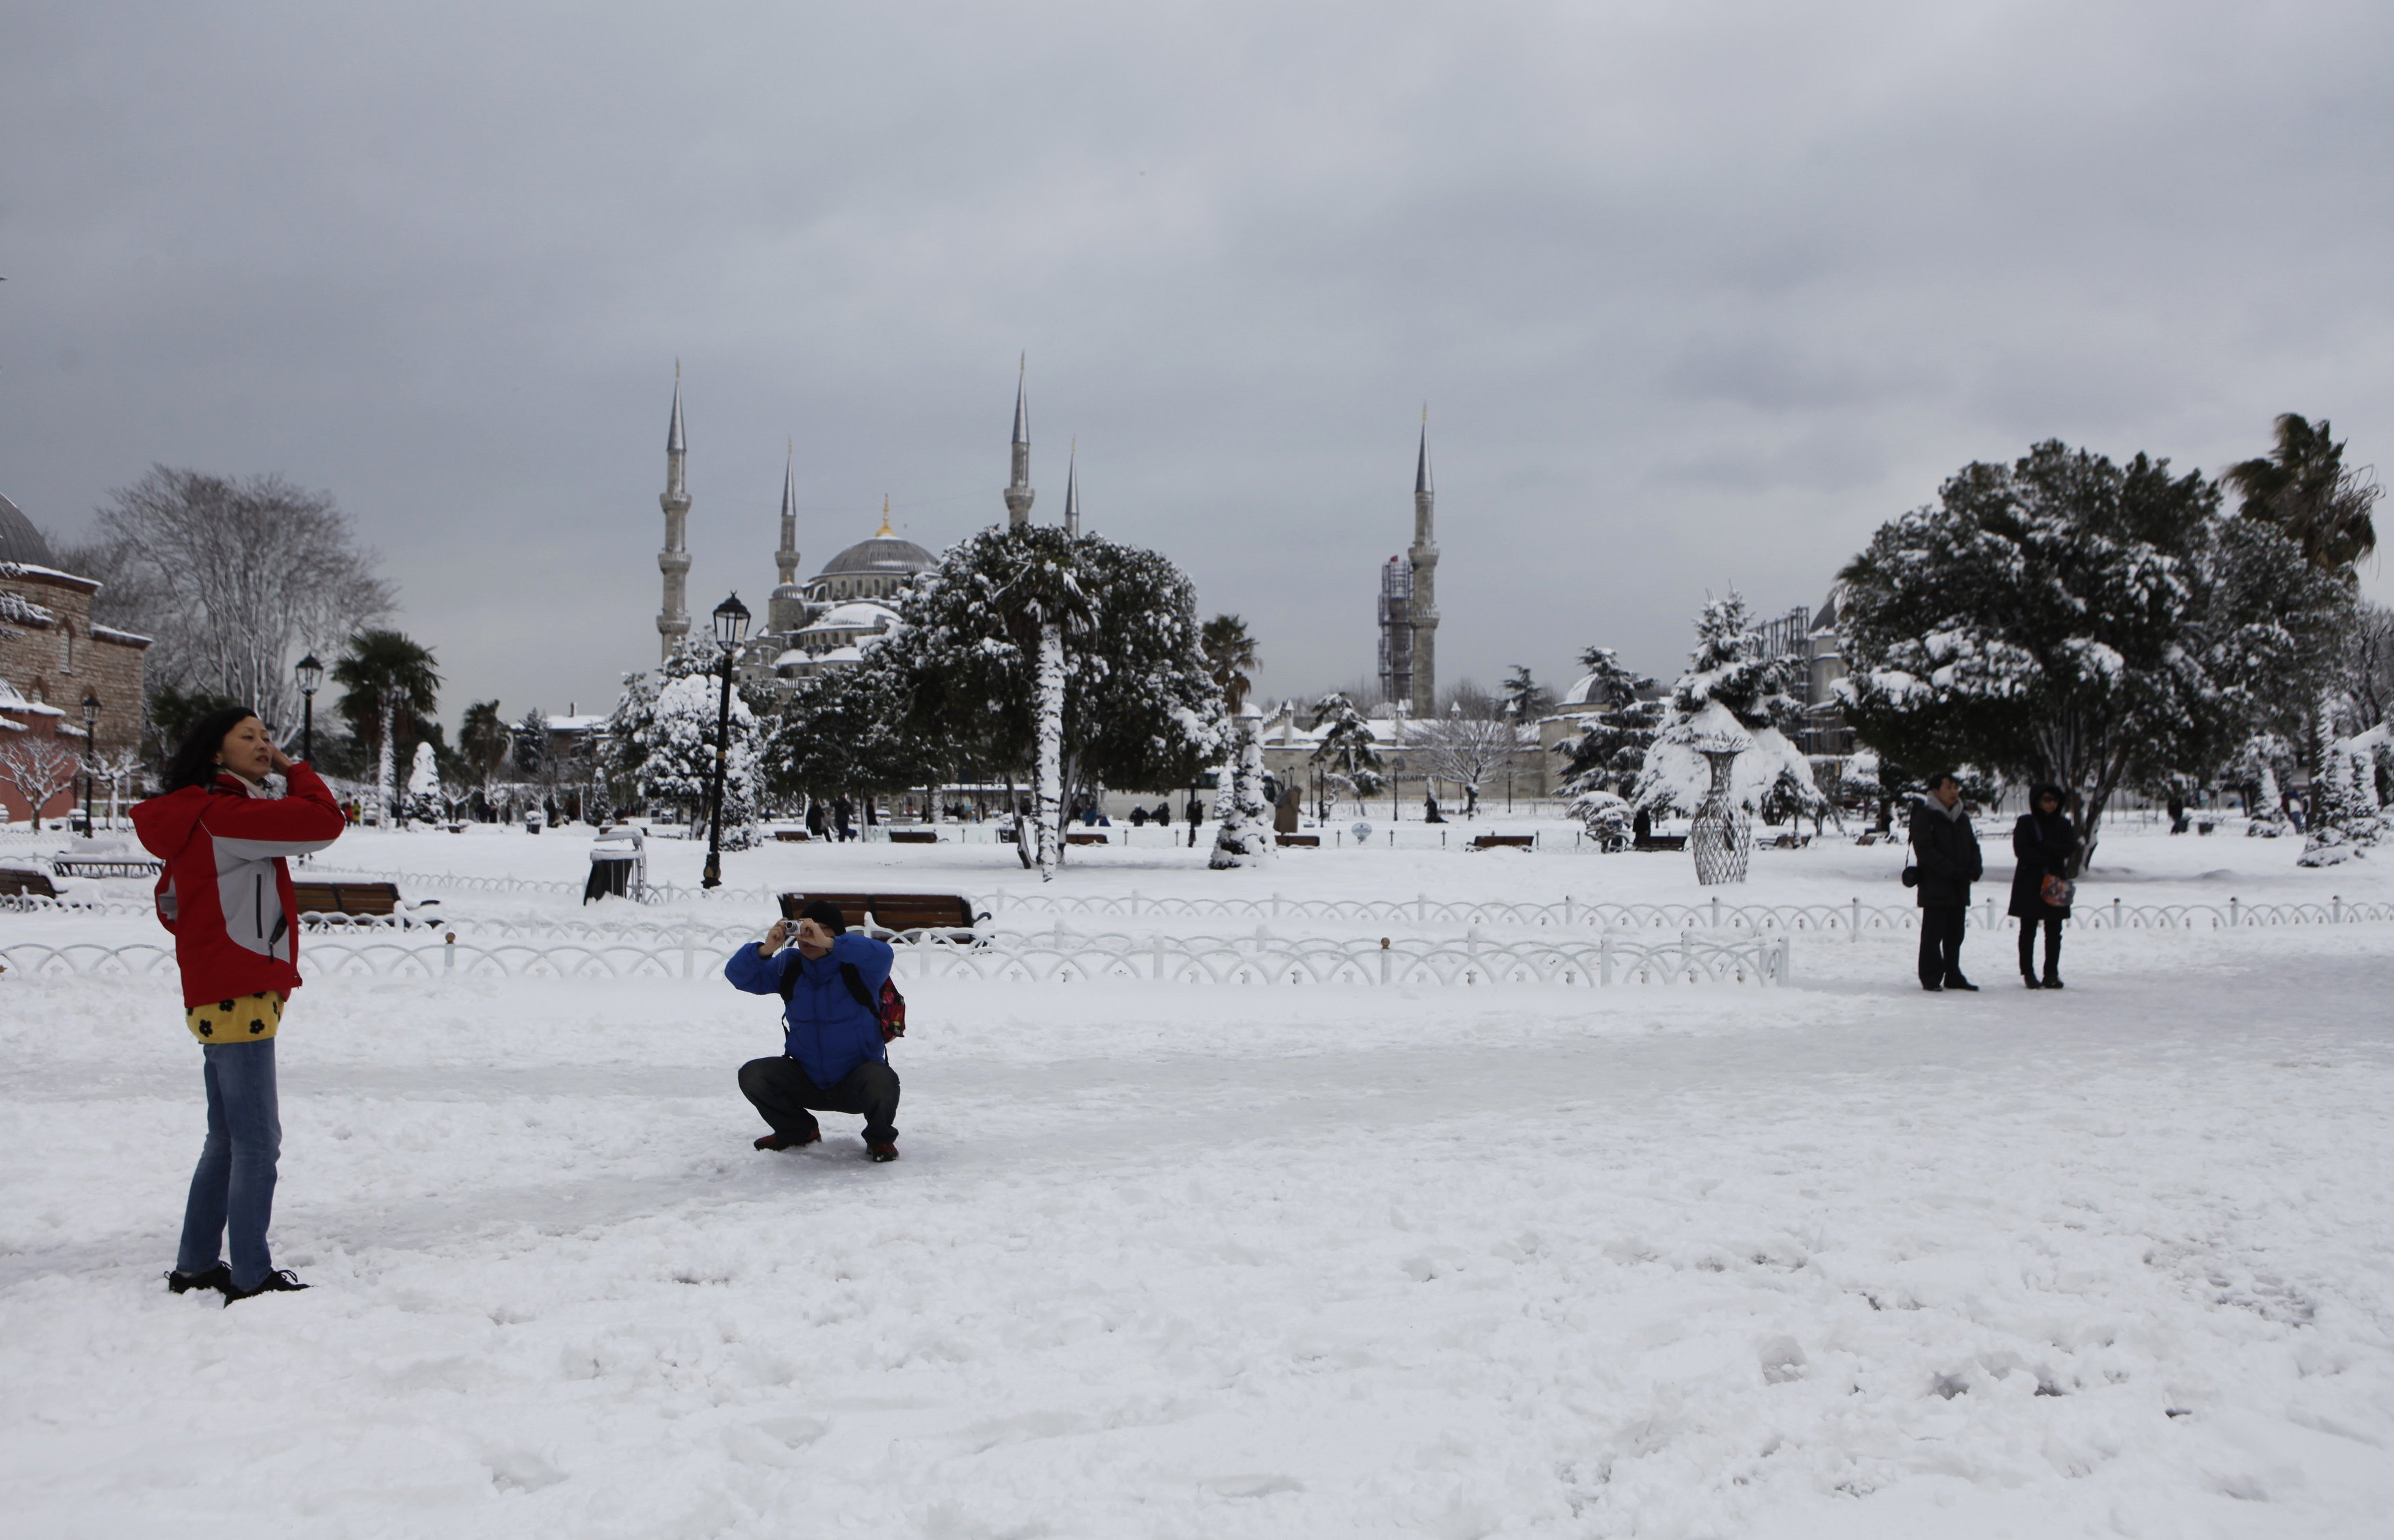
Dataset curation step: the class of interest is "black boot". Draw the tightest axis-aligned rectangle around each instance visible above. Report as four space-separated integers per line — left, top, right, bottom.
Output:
166 1264 231 1296
2041 968 2064 990
2022 972 2043 989
222 1269 309 1306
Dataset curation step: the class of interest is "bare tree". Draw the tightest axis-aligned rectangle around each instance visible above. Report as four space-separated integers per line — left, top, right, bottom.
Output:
1404 710 1521 818
2343 602 2394 730
79 468 393 730
0 735 82 827
87 745 143 828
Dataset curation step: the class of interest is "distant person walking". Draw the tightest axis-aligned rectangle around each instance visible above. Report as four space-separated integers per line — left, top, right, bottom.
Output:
805 799 828 840
1907 772 1984 992
833 795 855 842
1185 796 1204 848
132 708 345 1303
2009 784 2079 989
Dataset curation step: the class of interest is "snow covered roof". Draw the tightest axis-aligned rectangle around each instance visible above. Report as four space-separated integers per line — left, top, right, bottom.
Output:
0 561 99 592
90 624 153 646
814 600 899 628
545 714 607 732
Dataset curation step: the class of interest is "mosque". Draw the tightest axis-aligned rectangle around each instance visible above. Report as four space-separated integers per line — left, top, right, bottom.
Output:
648 371 965 696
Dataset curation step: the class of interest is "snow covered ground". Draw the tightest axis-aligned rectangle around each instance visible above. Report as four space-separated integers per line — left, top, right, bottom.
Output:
3 823 2392 1537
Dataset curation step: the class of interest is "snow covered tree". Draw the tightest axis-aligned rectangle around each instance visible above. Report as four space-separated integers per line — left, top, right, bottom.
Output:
1839 441 2353 868
1404 708 1519 818
895 528 1224 875
1633 593 1821 824
331 628 438 827
1553 645 1659 797
635 671 763 847
1198 615 1270 867
1308 693 1384 811
404 740 441 823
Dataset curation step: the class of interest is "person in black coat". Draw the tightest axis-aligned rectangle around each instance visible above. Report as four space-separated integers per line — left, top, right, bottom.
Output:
1908 773 1984 992
2008 783 2079 988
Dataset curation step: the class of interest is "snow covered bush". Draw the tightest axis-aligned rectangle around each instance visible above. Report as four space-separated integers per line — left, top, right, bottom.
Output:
1308 694 1384 810
1838 440 2352 868
1552 646 1659 799
404 741 441 824
1570 788 1634 850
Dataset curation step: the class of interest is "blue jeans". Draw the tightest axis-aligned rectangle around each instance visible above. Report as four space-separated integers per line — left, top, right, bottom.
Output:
176 1040 281 1289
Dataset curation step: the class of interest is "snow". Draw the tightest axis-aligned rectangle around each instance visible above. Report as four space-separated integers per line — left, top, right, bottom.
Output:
5 822 2394 1535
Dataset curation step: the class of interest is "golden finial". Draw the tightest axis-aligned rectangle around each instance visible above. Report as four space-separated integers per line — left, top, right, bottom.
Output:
877 495 893 537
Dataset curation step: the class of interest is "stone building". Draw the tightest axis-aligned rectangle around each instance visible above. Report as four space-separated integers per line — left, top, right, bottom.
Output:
0 492 151 823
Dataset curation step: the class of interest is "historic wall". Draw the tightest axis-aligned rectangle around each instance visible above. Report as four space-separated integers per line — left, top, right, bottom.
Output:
0 566 150 821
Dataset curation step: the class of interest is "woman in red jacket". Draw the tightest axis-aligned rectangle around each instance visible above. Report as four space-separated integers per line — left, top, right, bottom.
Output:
133 707 345 1303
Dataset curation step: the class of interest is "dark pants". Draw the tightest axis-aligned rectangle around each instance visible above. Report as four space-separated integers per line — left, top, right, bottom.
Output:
1918 905 1968 987
739 1056 900 1145
2018 914 2062 978
178 1040 281 1290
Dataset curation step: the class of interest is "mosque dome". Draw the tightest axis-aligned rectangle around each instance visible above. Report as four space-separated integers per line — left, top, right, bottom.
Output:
0 492 57 568
808 501 936 602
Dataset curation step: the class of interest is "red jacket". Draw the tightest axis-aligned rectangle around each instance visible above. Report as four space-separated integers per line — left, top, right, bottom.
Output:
132 764 347 1008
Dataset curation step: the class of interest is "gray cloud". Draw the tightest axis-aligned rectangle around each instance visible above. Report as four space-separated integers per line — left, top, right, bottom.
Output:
3 0 2388 726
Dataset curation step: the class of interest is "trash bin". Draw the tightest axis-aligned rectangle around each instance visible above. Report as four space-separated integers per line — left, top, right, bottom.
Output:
584 827 646 904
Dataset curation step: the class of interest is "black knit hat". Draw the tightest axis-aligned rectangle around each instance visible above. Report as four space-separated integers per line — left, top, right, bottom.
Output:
798 899 848 935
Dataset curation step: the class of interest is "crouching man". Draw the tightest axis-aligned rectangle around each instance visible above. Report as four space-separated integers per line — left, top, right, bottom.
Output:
727 900 901 1162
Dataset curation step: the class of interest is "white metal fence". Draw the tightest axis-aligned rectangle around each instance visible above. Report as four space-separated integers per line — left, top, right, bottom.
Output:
976 889 2394 935
0 926 1787 989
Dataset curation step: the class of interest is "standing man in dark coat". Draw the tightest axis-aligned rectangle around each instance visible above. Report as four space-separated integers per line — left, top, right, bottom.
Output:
2008 784 2080 989
1909 772 1984 992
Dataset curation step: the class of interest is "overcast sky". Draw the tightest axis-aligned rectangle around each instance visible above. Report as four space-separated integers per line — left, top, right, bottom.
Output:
5 0 2390 728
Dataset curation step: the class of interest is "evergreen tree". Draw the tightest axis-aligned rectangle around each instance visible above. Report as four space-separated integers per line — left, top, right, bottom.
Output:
331 628 439 825
1308 693 1384 808
1839 441 2351 867
1631 595 1822 823
1553 646 1659 796
1500 665 1553 721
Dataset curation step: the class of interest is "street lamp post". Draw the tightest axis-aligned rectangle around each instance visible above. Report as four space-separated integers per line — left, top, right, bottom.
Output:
295 653 324 762
701 593 751 890
80 691 101 836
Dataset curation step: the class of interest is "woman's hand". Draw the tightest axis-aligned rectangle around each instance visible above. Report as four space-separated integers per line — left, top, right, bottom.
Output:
266 741 296 774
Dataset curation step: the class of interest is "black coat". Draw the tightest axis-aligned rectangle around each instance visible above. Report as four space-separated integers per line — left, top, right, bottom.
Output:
2008 811 2079 918
1908 801 1983 908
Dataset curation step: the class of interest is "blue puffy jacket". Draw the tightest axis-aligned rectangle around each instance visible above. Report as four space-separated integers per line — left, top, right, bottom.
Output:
724 931 896 1086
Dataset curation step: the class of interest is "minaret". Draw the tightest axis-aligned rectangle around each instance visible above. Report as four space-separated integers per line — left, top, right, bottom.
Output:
767 442 806 639
1064 440 1080 537
1407 410 1439 718
657 365 692 661
1004 355 1035 528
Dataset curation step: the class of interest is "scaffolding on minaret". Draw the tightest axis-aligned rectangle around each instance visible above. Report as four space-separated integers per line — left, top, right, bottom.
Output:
1377 556 1414 711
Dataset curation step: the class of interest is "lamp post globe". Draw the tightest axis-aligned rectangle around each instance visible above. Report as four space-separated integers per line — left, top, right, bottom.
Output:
702 594 751 889
79 691 101 836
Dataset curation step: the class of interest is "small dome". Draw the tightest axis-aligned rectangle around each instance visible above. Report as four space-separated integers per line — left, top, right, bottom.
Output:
818 600 898 627
770 581 808 602
0 492 57 568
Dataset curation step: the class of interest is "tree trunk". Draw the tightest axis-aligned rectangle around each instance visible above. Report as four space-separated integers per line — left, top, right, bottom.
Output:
1034 620 1064 881
375 693 396 827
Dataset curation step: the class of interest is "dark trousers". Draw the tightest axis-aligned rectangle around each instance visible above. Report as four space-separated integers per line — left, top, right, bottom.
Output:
1918 905 1968 986
739 1056 899 1145
2018 914 2062 978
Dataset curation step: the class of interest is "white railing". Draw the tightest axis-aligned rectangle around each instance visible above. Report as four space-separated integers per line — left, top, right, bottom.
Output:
971 890 2394 935
0 927 1787 989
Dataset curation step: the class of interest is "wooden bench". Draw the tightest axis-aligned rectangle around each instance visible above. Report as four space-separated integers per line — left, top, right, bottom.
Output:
1852 832 1880 846
1275 833 1321 848
51 857 164 879
1065 831 1111 846
887 829 938 845
1633 834 1687 852
291 880 404 918
1767 833 1813 850
778 891 983 942
1470 834 1536 851
774 829 811 842
0 867 60 899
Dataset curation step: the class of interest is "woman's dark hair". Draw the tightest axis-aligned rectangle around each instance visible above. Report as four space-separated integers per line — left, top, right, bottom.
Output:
160 706 263 793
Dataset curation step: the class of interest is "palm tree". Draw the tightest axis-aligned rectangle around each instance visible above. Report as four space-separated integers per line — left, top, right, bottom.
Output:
332 628 440 824
2224 414 2382 843
2224 414 2380 583
1201 614 1259 713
